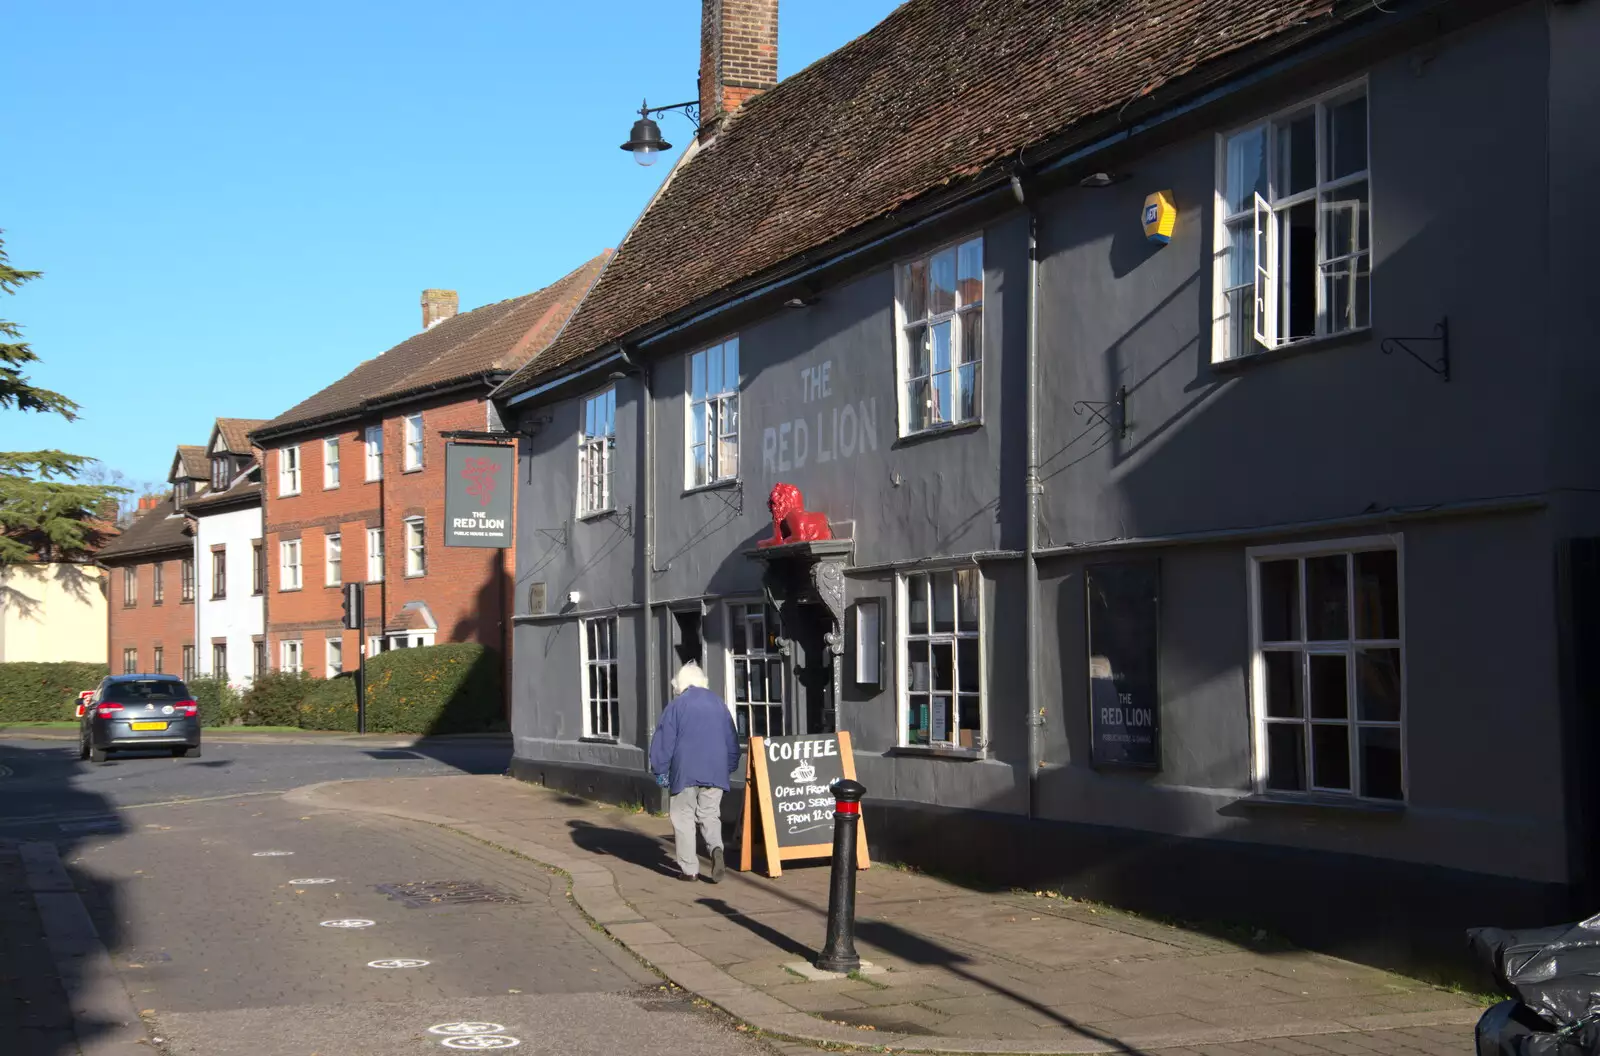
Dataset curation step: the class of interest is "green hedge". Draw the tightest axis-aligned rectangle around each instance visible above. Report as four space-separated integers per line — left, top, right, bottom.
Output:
299 674 358 732
215 644 503 734
186 676 242 728
0 662 108 723
362 643 504 735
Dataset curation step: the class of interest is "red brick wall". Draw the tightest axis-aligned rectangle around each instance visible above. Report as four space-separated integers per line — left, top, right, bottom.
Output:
261 392 512 682
105 552 197 678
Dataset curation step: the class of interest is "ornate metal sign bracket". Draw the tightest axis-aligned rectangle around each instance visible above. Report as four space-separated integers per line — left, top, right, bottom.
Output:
1381 317 1450 382
1073 385 1129 439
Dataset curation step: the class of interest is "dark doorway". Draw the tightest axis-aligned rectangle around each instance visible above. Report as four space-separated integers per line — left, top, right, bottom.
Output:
788 603 836 735
673 609 703 667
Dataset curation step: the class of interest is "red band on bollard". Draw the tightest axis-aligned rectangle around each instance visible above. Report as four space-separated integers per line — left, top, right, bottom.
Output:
834 801 861 815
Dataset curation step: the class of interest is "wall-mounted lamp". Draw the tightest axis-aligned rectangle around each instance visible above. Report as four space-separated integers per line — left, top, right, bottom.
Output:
620 98 700 166
567 590 582 606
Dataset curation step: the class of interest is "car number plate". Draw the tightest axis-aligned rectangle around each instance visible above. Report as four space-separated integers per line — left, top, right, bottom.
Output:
129 721 168 731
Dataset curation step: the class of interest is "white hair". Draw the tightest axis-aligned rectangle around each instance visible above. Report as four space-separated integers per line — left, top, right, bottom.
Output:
673 661 709 694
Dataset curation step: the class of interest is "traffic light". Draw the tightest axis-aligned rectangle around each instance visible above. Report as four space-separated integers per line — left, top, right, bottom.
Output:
341 582 364 630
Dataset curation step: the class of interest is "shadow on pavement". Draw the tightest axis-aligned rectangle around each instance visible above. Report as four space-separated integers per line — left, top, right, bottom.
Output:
0 739 130 1056
566 818 680 878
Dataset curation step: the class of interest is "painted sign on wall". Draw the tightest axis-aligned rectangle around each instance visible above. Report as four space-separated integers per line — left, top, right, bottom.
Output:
1086 560 1161 768
444 443 513 548
761 360 880 476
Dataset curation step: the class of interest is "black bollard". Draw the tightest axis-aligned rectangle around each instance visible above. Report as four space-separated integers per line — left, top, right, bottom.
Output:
816 777 866 974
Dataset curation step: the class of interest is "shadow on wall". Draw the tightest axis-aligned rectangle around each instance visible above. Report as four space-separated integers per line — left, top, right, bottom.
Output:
0 739 130 1055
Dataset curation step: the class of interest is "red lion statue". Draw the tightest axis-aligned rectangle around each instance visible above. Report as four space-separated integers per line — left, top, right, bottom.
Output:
758 482 832 548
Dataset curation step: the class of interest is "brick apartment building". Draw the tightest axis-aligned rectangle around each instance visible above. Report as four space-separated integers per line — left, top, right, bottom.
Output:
249 254 607 684
97 446 208 679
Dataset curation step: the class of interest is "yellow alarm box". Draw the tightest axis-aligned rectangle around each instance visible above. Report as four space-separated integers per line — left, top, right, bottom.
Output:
1143 190 1177 244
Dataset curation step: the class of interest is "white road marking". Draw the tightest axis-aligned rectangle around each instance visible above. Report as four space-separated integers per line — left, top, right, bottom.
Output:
0 763 14 777
368 958 429 969
442 1036 520 1050
252 850 294 857
288 878 338 885
319 919 375 928
428 1023 506 1036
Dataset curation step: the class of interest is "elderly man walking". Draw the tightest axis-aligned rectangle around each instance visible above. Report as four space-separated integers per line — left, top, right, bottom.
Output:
650 661 741 882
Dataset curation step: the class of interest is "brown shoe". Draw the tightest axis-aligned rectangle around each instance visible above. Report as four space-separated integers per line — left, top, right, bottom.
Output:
676 872 697 882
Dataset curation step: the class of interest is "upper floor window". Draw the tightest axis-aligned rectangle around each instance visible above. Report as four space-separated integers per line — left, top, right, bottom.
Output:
180 557 196 602
252 542 264 595
404 518 426 577
211 456 230 491
278 445 301 496
896 236 983 435
403 414 424 471
123 568 137 607
153 563 164 604
578 388 616 517
687 338 739 488
326 532 342 586
280 539 302 590
1216 84 1369 361
367 528 384 583
211 549 226 599
364 426 383 481
1248 536 1404 801
323 437 340 489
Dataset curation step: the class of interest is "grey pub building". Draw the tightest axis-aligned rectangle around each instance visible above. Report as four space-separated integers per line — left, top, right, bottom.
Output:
491 0 1600 969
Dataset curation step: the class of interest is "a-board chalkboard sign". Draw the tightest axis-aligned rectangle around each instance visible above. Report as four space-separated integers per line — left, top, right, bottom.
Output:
1085 560 1162 769
739 731 870 877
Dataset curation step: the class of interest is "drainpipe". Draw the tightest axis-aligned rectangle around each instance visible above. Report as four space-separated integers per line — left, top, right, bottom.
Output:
1010 170 1044 820
618 349 661 808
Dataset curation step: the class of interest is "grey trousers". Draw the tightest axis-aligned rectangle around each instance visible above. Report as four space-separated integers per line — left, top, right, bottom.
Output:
668 786 723 877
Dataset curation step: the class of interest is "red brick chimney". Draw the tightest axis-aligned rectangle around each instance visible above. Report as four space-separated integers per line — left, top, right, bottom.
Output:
699 0 778 131
421 289 459 330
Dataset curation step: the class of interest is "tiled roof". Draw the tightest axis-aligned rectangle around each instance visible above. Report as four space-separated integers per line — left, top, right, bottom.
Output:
498 0 1338 395
184 476 262 513
254 253 610 441
96 496 192 561
175 446 208 480
215 418 267 455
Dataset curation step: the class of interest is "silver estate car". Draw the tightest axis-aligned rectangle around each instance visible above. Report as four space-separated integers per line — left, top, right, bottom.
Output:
80 674 202 762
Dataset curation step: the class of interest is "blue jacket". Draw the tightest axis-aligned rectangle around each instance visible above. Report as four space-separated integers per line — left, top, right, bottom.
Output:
649 686 741 795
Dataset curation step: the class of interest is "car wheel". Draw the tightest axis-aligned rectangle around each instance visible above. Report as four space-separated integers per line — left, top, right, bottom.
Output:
174 745 200 759
90 747 108 764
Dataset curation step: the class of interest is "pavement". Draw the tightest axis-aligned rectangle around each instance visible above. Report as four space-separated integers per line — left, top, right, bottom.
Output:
0 735 789 1056
291 773 1488 1056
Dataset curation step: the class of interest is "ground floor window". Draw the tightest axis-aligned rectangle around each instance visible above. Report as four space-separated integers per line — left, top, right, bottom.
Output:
123 647 137 674
212 643 227 680
253 639 267 679
899 568 984 748
182 645 196 682
326 636 343 676
1249 537 1405 801
582 616 619 739
280 639 303 674
727 602 784 740
153 646 164 674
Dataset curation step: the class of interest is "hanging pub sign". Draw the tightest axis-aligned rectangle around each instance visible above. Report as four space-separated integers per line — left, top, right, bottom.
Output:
1085 560 1162 769
444 443 513 548
740 731 870 878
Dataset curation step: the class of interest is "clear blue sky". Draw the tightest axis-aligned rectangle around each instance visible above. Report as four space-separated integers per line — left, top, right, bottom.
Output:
1 0 902 489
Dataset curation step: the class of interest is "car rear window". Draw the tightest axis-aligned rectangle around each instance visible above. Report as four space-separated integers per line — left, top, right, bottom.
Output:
102 680 190 703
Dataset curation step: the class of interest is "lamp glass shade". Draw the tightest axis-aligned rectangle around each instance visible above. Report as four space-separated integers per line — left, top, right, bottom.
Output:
633 145 659 167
